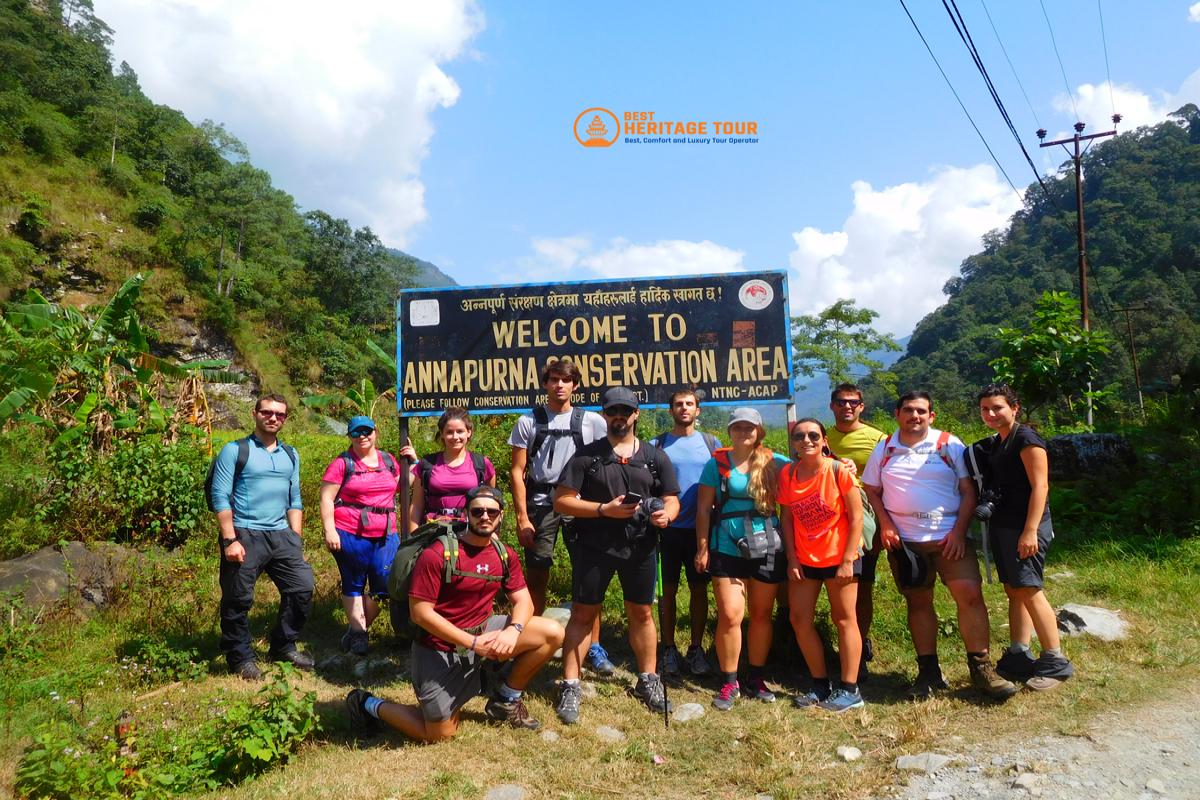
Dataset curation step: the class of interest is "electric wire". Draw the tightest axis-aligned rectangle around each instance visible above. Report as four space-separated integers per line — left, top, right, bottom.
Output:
977 0 1041 129
896 0 1023 201
1097 0 1117 119
1039 0 1079 120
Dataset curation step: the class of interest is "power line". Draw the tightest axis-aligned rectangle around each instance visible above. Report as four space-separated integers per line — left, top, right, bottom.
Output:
1097 0 1117 119
977 0 1041 129
941 0 1055 202
1039 0 1078 120
896 0 1023 200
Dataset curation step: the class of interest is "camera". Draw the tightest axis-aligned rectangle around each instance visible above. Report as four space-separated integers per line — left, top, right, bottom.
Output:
634 496 665 524
975 489 1001 521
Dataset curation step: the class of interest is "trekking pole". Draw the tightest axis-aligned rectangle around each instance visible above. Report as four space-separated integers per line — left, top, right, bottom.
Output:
655 537 669 729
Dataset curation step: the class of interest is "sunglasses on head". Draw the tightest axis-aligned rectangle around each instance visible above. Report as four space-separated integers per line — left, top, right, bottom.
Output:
469 507 502 519
791 431 822 442
832 398 862 408
257 409 287 419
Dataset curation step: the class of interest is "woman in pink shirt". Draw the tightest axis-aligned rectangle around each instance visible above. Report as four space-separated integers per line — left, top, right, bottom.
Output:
321 415 402 656
401 407 496 533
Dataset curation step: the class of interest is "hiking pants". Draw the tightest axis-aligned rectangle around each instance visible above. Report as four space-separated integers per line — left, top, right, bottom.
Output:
219 527 315 668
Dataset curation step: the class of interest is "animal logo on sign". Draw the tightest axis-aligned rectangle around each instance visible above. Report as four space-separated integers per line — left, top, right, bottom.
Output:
738 279 774 310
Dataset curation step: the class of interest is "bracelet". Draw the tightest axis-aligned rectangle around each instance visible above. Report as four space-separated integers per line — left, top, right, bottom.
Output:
470 635 477 652
597 502 605 518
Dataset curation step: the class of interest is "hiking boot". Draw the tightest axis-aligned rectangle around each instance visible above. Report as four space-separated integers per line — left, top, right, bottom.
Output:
968 653 1019 700
660 645 682 677
341 629 369 657
232 660 262 681
485 696 541 730
344 688 381 734
1026 651 1074 691
908 667 950 700
629 673 672 714
684 645 712 676
270 648 315 671
712 680 739 711
585 643 616 675
818 687 865 713
742 677 776 703
556 681 583 725
996 648 1037 682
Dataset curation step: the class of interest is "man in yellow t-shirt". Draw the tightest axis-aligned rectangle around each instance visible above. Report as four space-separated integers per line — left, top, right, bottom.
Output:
824 383 887 671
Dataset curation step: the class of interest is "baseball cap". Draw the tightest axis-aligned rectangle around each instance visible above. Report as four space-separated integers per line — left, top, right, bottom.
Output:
601 387 640 411
727 407 763 428
347 415 375 436
465 485 506 510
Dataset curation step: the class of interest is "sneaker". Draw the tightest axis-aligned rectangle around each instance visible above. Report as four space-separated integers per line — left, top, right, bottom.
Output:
1026 652 1074 691
344 688 381 734
269 648 315 671
996 648 1037 682
742 677 776 703
585 643 616 676
791 684 832 708
232 660 262 681
341 629 369 657
660 644 682 677
908 668 950 700
967 653 1019 700
629 673 672 714
484 696 541 730
684 645 712 676
712 680 739 711
817 688 865 713
556 681 583 725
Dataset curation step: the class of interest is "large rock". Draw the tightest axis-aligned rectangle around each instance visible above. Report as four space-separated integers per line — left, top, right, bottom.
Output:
0 542 141 615
1046 433 1136 481
1057 604 1129 641
896 753 952 774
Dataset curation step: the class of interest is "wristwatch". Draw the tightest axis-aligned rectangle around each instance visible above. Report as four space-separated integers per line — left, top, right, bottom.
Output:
507 622 525 633
219 536 239 550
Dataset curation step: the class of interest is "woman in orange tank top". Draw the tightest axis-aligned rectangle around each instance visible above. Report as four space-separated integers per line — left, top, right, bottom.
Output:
777 418 866 712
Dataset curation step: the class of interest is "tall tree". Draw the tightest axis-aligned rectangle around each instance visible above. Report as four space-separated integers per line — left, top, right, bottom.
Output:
791 299 900 388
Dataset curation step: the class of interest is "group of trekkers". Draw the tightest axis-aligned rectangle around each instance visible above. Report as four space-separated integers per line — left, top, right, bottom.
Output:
207 359 1074 743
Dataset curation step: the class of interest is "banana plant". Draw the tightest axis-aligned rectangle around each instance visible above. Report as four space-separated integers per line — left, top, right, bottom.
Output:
301 337 397 419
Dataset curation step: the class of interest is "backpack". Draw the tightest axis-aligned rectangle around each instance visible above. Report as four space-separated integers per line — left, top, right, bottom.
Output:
709 447 781 561
204 436 297 513
879 430 955 472
387 520 510 640
333 450 401 532
526 405 586 468
650 430 721 454
583 443 663 493
418 451 487 502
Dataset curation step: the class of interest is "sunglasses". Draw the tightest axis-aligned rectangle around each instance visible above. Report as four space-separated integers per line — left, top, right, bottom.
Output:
791 431 823 442
349 428 374 437
469 507 502 519
257 410 288 419
604 406 635 417
832 399 862 408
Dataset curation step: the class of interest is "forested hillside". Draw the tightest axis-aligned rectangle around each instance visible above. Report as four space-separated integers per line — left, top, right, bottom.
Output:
0 0 448 399
890 106 1200 412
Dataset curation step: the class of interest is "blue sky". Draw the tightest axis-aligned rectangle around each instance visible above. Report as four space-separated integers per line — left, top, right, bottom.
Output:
97 1 1200 338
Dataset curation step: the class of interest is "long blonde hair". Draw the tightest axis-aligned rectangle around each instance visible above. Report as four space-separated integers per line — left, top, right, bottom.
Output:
743 428 778 515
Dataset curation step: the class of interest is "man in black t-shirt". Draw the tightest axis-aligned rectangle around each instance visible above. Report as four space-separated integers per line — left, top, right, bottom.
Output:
552 386 680 724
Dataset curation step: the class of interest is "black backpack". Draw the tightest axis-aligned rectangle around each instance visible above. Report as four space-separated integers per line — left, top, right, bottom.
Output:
204 436 297 512
418 451 487 499
527 406 586 466
387 520 510 640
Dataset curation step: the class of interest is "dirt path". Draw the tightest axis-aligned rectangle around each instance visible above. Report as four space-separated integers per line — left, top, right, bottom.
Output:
880 686 1200 800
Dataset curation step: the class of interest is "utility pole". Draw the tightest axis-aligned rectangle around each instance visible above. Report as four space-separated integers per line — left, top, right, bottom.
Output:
1037 115 1121 427
1111 306 1148 422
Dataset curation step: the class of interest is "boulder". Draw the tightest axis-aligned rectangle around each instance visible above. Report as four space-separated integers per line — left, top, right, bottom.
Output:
0 541 141 616
1045 433 1136 481
896 753 952 774
1057 604 1129 641
671 702 705 722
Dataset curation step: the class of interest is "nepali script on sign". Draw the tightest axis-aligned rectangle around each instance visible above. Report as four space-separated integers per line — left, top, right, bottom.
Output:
396 271 792 416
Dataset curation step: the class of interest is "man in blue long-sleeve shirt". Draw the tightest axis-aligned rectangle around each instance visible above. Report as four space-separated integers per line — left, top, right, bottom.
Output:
210 393 315 679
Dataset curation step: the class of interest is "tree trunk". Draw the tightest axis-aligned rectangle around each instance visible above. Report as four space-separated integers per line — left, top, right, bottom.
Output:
215 233 225 295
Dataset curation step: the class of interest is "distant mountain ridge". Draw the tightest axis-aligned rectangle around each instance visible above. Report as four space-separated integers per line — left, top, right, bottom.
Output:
388 249 456 288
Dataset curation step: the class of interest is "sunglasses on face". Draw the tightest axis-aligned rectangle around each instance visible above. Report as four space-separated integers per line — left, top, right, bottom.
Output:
349 428 373 438
604 406 635 417
257 410 287 420
469 507 502 519
791 431 823 442
832 398 862 408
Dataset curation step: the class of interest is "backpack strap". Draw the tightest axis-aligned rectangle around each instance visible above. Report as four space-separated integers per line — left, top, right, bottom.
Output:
337 450 357 492
703 432 721 454
231 437 251 493
568 406 586 451
418 454 438 496
470 451 486 485
439 533 459 584
527 405 551 462
935 430 954 470
711 448 734 536
650 430 670 450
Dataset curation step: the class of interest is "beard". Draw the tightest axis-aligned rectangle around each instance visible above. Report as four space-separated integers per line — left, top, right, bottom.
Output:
609 420 633 437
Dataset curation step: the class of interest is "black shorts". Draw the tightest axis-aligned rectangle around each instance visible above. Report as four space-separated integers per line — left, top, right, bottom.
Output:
708 550 787 584
523 504 571 571
660 526 706 586
571 548 657 606
988 523 1052 589
800 559 863 581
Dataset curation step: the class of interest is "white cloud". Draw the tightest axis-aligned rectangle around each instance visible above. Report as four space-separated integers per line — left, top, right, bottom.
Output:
787 165 1023 337
95 0 483 247
1189 2 1200 23
1052 70 1200 132
498 236 747 285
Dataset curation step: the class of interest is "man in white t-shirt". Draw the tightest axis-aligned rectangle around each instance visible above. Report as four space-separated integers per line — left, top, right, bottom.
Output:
862 390 1016 701
508 359 612 672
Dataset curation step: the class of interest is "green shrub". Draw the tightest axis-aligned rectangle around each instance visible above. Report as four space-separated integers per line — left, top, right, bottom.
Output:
118 636 208 686
19 102 77 162
132 189 172 231
98 155 142 196
14 192 50 245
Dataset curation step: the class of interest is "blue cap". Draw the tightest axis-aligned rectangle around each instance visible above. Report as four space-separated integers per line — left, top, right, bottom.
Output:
347 415 376 436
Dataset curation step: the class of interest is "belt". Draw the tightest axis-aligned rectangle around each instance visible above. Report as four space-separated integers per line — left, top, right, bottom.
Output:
893 510 956 519
335 500 396 514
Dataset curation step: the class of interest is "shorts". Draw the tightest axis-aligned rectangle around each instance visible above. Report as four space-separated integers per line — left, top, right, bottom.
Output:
708 550 787 585
333 529 399 598
887 538 982 593
572 548 657 605
660 526 706 585
524 504 572 571
411 615 507 722
988 523 1052 589
800 559 863 581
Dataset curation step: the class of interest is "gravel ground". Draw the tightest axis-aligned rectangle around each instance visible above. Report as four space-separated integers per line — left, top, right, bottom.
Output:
880 686 1200 800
